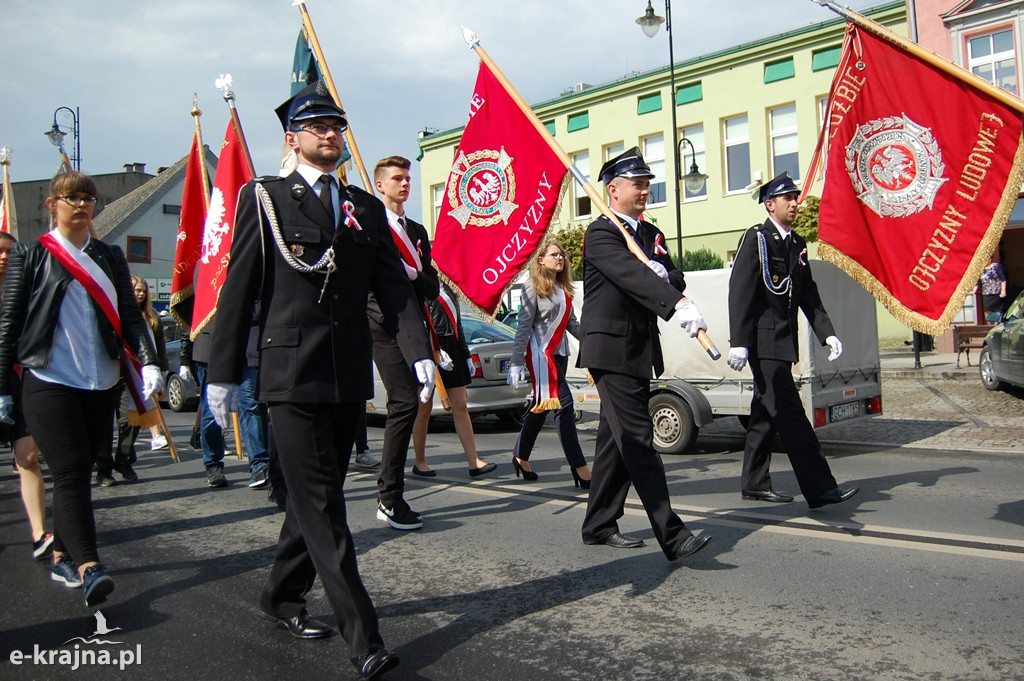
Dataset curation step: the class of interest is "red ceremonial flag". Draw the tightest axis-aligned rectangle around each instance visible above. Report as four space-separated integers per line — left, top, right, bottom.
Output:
432 61 569 316
169 131 209 328
814 22 1024 333
191 120 253 338
1 149 17 239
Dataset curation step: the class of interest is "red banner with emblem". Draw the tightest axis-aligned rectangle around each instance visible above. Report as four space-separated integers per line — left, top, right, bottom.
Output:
432 61 569 317
1 150 16 239
814 24 1024 334
191 121 253 339
169 131 209 329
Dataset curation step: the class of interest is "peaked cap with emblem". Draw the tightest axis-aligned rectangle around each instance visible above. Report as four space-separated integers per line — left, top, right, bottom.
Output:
275 80 347 131
757 172 799 203
598 146 655 185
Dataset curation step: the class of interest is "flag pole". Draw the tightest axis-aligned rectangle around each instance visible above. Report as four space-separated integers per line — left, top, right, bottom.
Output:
461 27 720 360
813 0 1024 112
292 0 374 192
192 94 212 212
1 147 17 240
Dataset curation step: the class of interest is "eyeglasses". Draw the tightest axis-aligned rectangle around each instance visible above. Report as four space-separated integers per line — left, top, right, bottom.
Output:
544 252 566 259
295 123 346 138
58 195 98 207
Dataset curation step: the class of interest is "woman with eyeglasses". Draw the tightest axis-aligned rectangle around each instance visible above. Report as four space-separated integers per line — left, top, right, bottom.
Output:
507 240 592 488
0 171 163 608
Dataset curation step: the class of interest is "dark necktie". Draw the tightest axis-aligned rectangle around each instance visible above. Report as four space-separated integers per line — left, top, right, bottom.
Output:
318 174 335 224
398 215 407 233
627 225 647 256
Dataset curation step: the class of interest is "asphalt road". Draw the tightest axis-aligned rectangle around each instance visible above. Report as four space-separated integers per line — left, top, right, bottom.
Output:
1 378 1022 681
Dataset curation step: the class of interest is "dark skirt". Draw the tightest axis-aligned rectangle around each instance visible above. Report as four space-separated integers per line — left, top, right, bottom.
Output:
437 334 471 389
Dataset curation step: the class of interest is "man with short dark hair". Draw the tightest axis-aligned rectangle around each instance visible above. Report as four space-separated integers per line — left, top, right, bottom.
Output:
727 172 858 509
207 81 433 680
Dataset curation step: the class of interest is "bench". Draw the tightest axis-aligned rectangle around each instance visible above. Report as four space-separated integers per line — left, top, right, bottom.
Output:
953 323 991 368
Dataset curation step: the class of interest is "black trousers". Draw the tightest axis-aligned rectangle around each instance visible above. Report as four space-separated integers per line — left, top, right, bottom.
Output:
261 400 383 659
581 370 692 559
741 357 837 499
513 354 586 469
371 325 418 508
21 372 119 565
97 381 138 476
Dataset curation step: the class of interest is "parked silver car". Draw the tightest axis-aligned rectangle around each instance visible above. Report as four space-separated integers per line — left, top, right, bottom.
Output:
160 317 201 412
368 314 532 421
980 291 1024 392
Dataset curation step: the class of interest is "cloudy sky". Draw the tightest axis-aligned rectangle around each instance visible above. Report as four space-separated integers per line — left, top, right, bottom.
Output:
1 0 885 220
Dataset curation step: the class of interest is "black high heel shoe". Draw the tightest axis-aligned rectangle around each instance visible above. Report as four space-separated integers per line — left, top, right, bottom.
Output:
512 456 539 481
571 467 591 490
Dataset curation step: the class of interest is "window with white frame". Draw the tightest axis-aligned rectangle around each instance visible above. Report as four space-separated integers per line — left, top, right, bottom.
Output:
968 28 1018 94
431 183 445 230
679 124 706 200
571 150 591 219
641 133 666 205
723 114 751 193
602 142 624 200
817 94 829 129
769 104 800 181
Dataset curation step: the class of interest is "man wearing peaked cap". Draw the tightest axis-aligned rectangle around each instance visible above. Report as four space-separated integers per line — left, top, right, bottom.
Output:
206 79 432 679
576 146 712 562
727 172 859 509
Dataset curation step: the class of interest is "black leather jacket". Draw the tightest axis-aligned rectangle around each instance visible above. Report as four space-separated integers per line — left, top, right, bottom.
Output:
0 238 158 395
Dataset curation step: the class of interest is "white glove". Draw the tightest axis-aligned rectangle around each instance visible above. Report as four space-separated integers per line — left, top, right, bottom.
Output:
826 335 843 362
207 382 239 429
727 347 748 372
674 299 708 338
178 364 194 384
413 359 436 404
438 349 454 371
466 358 475 376
402 262 419 281
142 365 165 400
0 394 14 425
507 364 526 389
646 259 669 281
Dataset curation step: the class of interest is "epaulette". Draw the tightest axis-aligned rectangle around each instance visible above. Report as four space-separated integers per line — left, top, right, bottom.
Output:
254 175 284 183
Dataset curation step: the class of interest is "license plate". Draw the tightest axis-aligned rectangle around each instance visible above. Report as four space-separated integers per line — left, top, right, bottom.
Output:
500 359 509 373
829 401 860 422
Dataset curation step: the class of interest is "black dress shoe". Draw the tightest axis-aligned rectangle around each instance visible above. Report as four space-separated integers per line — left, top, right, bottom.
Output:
807 486 860 509
669 533 712 561
468 462 497 477
411 465 437 477
351 649 400 680
585 532 645 549
262 610 332 639
742 489 794 503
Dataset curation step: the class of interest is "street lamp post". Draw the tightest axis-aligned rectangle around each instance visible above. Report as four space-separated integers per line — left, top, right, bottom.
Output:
45 106 80 171
678 136 708 196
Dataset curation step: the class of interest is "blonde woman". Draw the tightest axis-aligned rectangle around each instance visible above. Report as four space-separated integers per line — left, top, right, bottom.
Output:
508 241 591 487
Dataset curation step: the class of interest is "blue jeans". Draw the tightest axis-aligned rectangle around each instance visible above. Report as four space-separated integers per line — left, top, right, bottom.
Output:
195 363 225 469
238 364 269 473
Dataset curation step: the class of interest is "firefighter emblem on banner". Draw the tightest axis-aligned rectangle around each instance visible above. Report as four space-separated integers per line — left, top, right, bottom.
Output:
446 147 519 228
845 114 947 218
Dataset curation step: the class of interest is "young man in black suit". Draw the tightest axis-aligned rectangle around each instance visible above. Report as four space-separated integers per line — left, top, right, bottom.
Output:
206 81 434 680
577 146 712 562
727 172 859 509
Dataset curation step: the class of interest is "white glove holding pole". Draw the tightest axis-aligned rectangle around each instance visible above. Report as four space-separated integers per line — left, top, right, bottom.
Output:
414 359 436 404
646 260 669 281
142 365 165 400
826 335 843 361
507 364 526 389
179 364 194 384
207 382 239 429
438 349 454 371
727 347 749 372
674 299 708 338
0 394 14 425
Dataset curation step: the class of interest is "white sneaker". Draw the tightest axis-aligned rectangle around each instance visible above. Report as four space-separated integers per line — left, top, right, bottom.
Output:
150 435 168 450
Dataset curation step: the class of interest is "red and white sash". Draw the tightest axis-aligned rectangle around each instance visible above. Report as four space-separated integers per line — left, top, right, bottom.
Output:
389 220 423 282
525 287 570 413
37 233 155 423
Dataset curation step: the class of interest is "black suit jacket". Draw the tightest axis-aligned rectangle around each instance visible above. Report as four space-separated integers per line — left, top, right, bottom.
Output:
208 171 428 402
577 214 685 379
366 214 436 365
727 219 835 363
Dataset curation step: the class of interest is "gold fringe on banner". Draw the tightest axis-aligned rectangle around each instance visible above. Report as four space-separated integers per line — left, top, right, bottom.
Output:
819 133 1024 336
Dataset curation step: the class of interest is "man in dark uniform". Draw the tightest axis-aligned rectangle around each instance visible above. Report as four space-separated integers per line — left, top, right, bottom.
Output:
578 147 712 562
207 81 434 680
370 155 438 531
727 172 859 509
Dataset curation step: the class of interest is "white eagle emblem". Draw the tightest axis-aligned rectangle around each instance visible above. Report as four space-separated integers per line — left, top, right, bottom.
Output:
845 114 947 218
445 147 518 228
199 187 231 264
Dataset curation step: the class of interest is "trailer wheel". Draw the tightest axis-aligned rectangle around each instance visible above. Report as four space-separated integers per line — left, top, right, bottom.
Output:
649 392 697 455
